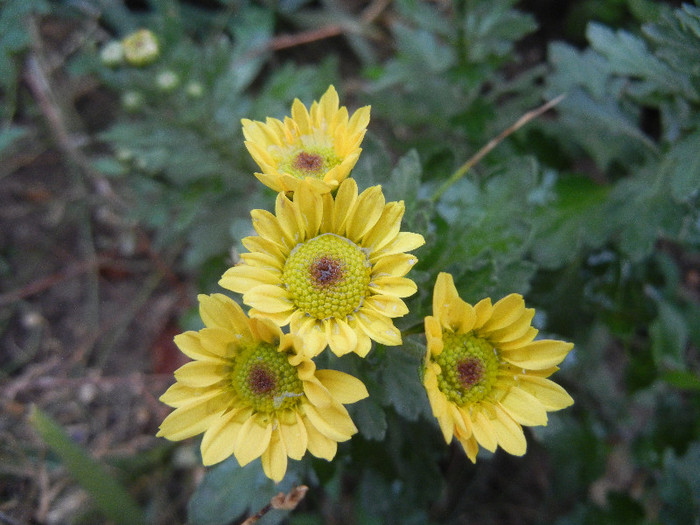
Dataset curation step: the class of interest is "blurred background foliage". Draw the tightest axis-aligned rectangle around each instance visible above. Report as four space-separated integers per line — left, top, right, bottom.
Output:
1 0 700 524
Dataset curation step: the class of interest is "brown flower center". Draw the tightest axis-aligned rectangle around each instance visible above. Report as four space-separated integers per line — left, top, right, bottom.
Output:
311 256 343 287
293 152 324 173
248 364 276 395
457 357 484 389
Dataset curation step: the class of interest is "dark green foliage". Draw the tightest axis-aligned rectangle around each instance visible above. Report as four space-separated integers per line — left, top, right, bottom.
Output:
6 0 700 523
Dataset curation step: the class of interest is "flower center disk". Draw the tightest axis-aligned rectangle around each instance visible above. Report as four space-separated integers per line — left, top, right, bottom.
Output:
434 333 500 405
280 146 341 180
282 233 371 320
231 343 304 412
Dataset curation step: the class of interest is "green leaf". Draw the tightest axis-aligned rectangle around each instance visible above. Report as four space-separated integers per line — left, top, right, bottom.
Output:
531 175 610 268
188 458 300 525
587 22 694 98
667 131 700 202
376 338 430 421
661 370 700 391
659 442 700 525
650 301 688 369
29 406 146 525
351 396 388 441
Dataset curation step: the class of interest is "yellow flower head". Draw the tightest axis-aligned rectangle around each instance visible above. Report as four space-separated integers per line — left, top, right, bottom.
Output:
241 85 370 194
423 273 574 462
219 178 425 358
157 293 368 482
121 29 160 67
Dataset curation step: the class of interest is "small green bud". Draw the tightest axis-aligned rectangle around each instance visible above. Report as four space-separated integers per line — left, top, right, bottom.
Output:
156 70 179 91
122 29 160 67
100 41 124 67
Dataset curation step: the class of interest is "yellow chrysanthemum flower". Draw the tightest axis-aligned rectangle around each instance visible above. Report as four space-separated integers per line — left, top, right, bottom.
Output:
219 178 425 358
241 85 370 194
423 273 574 462
157 293 368 482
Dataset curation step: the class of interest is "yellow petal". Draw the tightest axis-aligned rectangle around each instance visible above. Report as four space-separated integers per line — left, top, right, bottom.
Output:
346 186 385 241
316 369 369 404
200 409 245 466
240 251 284 272
354 332 373 357
275 192 306 243
261 428 288 482
497 327 539 350
303 414 338 460
485 307 535 343
296 183 323 237
173 331 227 363
291 97 312 134
303 402 356 441
472 298 493 330
501 340 574 370
280 412 308 460
490 404 527 456
174 360 227 388
458 434 480 463
361 201 405 252
242 235 285 260
496 386 548 426
234 415 273 466
471 407 498 452
197 294 252 337
424 316 444 356
481 294 526 332
432 272 475 333
331 178 358 233
291 316 327 357
348 105 370 135
156 391 230 441
363 295 409 318
371 276 417 297
159 382 202 408
197 327 240 358
218 265 279 293
371 252 418 278
353 309 402 346
248 317 283 345
303 377 333 408
326 318 359 357
318 85 339 124
244 284 295 314
370 232 425 260
251 208 295 250
517 375 574 411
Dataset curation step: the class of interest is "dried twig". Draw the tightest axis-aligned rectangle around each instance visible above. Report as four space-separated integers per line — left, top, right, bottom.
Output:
242 486 309 525
431 94 566 202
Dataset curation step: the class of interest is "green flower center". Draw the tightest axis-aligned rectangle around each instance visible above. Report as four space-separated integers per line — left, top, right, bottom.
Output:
434 332 499 406
231 343 304 412
282 233 371 320
280 146 341 179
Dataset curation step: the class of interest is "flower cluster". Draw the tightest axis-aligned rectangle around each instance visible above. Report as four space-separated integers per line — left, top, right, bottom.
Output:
157 86 575 481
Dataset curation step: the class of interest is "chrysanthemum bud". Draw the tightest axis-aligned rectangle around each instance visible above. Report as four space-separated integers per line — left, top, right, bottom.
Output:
122 29 160 67
121 91 144 112
100 41 124 67
156 70 179 91
185 81 204 98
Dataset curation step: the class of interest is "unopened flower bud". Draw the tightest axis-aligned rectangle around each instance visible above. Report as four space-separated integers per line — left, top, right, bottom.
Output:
122 91 144 111
185 81 204 98
122 29 160 67
100 41 124 67
156 70 179 91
